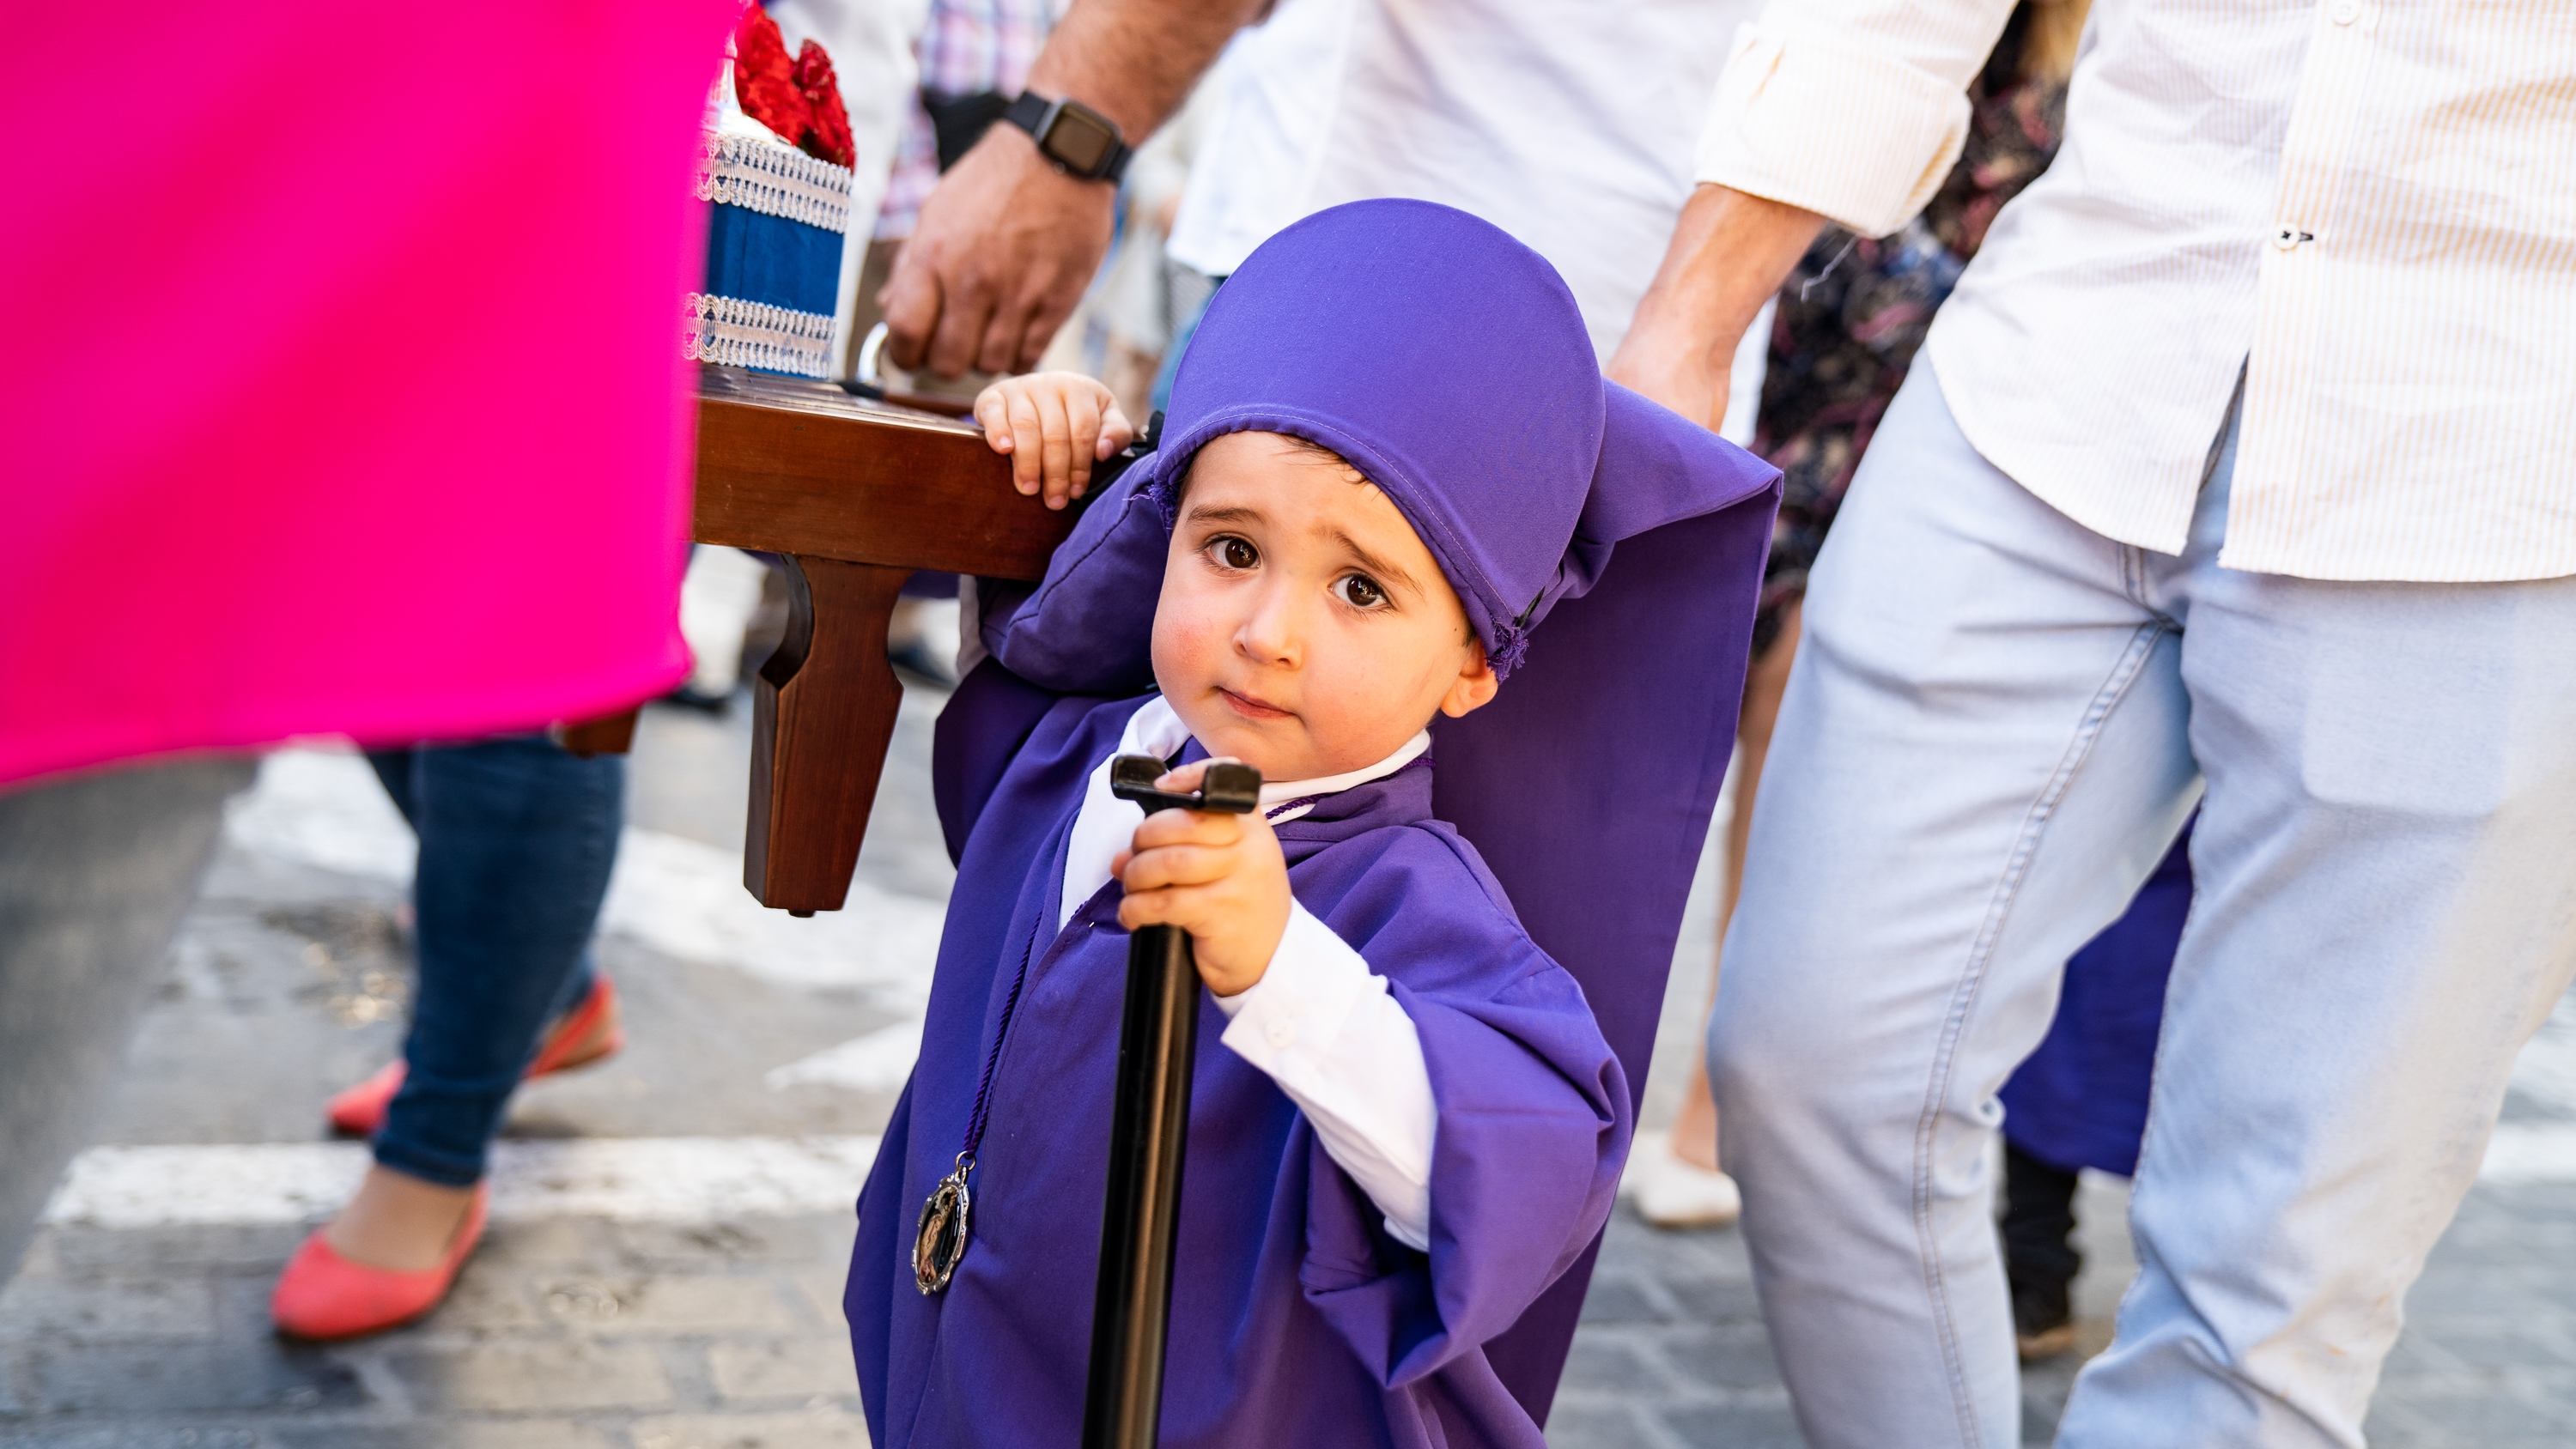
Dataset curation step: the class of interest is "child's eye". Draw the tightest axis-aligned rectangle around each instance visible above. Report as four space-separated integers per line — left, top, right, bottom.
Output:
1334 573 1388 609
1209 536 1259 571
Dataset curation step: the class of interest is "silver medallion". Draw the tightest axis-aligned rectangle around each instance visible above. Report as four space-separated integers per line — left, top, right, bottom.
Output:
914 1157 973 1294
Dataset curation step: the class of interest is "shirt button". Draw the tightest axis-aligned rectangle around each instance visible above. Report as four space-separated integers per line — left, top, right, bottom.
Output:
2330 0 2359 21
2274 226 2303 250
1265 1017 1296 1049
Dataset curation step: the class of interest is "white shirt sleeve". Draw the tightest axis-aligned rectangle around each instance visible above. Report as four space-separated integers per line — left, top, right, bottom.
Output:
1694 0 2016 239
1214 900 1436 1252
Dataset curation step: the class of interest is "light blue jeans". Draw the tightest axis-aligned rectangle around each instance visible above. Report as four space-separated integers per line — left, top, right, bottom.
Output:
1711 365 2576 1448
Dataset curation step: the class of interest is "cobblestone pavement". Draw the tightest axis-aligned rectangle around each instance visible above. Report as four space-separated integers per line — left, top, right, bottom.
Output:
8 653 2576 1447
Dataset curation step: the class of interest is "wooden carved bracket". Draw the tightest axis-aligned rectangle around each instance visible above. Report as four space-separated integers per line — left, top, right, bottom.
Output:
745 555 910 913
688 366 1075 912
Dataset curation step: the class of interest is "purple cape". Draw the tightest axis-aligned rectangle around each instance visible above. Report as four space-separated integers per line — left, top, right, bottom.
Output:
850 201 1781 1438
855 692 1630 1446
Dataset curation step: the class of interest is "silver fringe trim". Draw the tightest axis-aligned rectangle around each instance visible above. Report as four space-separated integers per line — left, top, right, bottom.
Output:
696 131 853 233
683 293 835 377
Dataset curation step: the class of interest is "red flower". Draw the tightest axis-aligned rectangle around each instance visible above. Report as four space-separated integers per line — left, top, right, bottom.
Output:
793 39 857 168
732 6 817 157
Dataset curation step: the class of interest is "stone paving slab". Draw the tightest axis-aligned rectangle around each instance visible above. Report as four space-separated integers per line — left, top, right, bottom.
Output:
1542 1180 2576 1448
0 1210 864 1447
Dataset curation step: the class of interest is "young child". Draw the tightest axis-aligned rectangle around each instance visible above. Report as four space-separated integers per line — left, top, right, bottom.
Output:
847 200 1780 1447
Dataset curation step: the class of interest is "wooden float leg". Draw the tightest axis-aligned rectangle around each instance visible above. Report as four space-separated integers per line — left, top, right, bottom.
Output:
745 555 913 914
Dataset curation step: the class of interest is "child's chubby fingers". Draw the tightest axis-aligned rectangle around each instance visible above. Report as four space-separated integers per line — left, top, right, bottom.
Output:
1116 875 1291 996
1116 840 1244 895
1116 878 1224 933
1097 402 1135 461
999 388 1051 501
1127 804 1246 853
972 385 1011 447
975 384 1052 499
1063 386 1104 500
1036 390 1078 510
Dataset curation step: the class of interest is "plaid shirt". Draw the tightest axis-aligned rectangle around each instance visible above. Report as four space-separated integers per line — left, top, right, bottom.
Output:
874 0 1065 240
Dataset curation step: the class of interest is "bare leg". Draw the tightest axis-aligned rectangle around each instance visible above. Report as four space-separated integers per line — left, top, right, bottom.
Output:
1671 602 1801 1173
321 1164 481 1271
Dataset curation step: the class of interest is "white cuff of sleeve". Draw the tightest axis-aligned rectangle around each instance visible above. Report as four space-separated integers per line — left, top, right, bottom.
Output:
1693 20 1971 239
1218 901 1435 1251
1214 902 1370 1037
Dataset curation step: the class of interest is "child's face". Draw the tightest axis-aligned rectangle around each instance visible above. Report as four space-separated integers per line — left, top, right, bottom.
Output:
1151 432 1498 782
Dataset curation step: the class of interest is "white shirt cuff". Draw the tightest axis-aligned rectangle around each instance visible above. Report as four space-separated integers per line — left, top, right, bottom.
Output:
1693 19 1977 239
1218 900 1436 1251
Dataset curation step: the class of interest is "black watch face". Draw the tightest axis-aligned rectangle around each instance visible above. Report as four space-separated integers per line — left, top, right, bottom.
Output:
1045 106 1119 175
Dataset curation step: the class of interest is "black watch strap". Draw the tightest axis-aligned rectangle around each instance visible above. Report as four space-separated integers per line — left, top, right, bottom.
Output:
1003 91 1133 184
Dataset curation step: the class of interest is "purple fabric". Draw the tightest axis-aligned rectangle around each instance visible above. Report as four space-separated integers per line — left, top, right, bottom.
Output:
1999 823 2192 1179
865 201 1782 1437
853 693 1626 1447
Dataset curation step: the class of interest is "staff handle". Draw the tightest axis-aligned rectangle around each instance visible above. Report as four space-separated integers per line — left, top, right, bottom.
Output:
1083 757 1263 1449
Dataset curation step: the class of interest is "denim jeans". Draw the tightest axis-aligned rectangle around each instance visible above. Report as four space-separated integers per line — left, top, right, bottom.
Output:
1711 366 2576 1448
368 734 623 1186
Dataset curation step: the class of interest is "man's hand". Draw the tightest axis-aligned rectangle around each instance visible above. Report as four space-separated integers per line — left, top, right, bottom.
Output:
878 0 1267 379
1610 185 1826 433
973 370 1135 509
1115 761 1291 998
880 125 1117 379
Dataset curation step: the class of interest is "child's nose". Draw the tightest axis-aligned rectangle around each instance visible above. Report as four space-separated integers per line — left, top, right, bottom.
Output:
1233 583 1303 666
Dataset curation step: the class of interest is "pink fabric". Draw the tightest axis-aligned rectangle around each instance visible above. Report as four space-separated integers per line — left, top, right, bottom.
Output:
0 0 744 787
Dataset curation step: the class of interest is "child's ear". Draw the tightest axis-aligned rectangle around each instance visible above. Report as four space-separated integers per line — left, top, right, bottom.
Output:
1439 638 1500 719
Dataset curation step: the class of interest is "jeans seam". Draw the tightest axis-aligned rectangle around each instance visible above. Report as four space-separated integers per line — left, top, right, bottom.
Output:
1912 619 2170 1448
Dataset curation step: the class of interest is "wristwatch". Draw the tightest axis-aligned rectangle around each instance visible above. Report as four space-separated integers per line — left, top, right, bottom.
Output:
1003 91 1133 184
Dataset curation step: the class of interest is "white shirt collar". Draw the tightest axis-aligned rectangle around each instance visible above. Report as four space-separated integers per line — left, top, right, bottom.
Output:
1055 696 1430 929
1255 728 1431 823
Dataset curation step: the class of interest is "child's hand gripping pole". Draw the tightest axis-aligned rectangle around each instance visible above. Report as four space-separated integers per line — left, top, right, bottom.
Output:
1084 755 1262 1449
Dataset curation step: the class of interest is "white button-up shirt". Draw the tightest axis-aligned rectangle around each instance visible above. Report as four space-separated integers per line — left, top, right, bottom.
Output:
1698 0 2576 582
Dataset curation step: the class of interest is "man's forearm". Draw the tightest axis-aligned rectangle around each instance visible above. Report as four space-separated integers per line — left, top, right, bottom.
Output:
1025 0 1267 142
1635 187 1825 372
1610 185 1826 432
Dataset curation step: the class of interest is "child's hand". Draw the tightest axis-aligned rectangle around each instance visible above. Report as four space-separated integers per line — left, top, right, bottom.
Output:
972 372 1134 512
1113 760 1289 997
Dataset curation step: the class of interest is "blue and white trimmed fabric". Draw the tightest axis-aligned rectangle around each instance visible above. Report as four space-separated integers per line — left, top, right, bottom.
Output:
687 119 853 377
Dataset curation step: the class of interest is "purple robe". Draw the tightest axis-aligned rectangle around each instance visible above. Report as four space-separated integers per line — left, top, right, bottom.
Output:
848 200 1783 1442
851 688 1627 1446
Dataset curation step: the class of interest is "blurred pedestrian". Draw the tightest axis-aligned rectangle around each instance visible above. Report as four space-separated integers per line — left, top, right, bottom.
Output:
269 737 628 1339
1613 0 2576 1439
268 0 927 1331
0 0 736 1288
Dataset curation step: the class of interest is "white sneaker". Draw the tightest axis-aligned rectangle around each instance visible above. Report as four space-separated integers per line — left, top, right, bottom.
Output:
1623 1129 1742 1229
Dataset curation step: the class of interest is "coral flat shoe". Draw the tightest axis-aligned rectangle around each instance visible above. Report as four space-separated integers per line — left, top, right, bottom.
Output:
327 973 624 1136
270 1185 490 1340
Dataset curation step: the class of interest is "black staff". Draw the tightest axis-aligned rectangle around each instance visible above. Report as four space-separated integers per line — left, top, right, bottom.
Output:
1083 755 1262 1449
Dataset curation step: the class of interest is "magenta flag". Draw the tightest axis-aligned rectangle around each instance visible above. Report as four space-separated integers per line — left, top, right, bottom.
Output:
0 0 743 786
